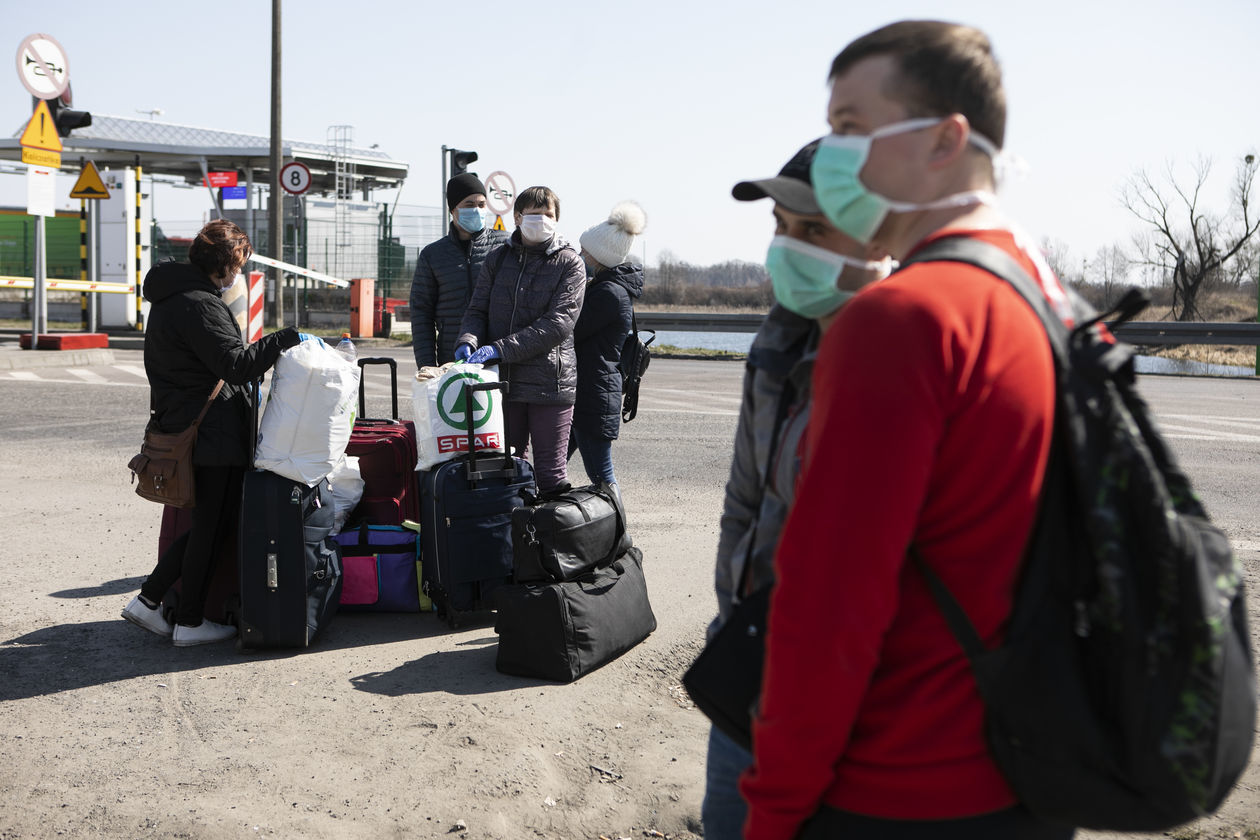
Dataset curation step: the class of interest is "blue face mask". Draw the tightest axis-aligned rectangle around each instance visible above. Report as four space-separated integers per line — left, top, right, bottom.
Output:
764 235 891 319
810 117 999 244
456 207 487 233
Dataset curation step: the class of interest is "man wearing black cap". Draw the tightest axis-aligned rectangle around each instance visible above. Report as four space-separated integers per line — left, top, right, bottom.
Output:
700 140 890 840
409 173 510 368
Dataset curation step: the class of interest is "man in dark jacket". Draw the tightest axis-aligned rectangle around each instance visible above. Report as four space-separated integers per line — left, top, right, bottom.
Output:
122 219 303 647
570 201 648 491
456 186 585 493
410 173 509 369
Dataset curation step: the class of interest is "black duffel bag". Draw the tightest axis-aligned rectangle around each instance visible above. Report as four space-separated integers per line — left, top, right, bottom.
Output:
493 546 657 682
511 483 630 583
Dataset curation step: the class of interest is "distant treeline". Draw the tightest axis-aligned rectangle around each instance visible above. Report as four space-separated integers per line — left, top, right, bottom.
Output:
642 256 773 308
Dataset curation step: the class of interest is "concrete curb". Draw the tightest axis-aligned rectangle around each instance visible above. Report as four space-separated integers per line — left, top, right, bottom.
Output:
0 348 116 370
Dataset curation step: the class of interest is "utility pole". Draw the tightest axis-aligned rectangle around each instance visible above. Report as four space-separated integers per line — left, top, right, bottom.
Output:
269 0 284 327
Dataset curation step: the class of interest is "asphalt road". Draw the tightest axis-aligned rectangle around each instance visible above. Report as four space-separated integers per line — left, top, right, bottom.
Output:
1 349 1258 838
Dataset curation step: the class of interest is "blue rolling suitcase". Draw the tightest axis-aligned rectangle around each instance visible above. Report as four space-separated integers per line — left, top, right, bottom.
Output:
420 380 535 628
236 378 343 649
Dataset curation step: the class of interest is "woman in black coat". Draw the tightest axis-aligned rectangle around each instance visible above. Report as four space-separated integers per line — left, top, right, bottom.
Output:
571 202 647 493
122 220 304 647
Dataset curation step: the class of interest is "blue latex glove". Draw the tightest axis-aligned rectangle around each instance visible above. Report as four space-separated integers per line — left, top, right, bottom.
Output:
454 343 473 362
467 344 500 365
298 332 326 346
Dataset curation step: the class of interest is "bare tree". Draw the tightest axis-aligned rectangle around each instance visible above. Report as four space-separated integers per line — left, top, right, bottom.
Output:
1092 244 1131 310
1039 237 1086 288
1120 154 1259 321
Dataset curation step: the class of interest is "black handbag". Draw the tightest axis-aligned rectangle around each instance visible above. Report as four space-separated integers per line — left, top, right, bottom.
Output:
511 483 629 583
682 584 770 752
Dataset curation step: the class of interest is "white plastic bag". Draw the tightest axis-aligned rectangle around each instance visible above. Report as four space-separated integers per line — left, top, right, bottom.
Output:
327 454 364 535
255 339 360 485
412 362 505 471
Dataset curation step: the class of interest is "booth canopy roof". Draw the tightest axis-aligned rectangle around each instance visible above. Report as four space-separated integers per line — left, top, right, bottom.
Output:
2 113 409 194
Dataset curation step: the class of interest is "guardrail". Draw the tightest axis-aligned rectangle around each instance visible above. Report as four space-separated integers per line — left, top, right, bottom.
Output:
635 311 1260 346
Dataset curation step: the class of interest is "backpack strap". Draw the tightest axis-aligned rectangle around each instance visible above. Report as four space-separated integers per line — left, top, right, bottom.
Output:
900 236 1071 362
898 237 1066 672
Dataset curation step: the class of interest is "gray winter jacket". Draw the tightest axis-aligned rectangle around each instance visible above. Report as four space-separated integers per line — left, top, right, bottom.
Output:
457 230 586 405
410 224 510 368
709 305 818 641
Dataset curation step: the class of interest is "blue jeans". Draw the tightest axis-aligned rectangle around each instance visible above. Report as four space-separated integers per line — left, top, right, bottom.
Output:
702 725 751 840
568 426 615 485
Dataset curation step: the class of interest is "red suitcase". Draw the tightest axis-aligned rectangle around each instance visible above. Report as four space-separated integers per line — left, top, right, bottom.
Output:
346 357 420 526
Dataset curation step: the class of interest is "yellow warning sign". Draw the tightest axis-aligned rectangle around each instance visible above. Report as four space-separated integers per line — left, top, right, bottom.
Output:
19 100 63 153
70 161 109 200
492 215 506 231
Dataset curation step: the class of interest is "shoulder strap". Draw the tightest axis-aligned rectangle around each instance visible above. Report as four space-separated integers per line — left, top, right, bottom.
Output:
190 380 226 430
898 238 1061 670
901 236 1071 362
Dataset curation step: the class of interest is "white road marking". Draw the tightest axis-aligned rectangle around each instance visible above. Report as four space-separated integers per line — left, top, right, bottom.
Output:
635 406 740 417
67 368 107 384
8 371 39 380
112 364 148 379
1157 414 1260 431
1157 423 1260 443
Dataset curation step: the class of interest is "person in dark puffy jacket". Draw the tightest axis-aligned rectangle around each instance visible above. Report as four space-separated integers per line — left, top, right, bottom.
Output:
410 173 509 369
569 201 648 492
456 186 586 493
122 219 305 647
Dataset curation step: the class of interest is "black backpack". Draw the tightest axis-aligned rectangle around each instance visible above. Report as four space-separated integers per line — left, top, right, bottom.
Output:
617 308 654 423
901 237 1255 831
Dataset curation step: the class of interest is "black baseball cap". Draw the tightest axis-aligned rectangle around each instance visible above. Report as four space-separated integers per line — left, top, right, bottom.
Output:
731 139 821 214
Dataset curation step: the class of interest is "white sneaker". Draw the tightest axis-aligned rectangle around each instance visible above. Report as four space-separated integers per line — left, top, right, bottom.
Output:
121 596 173 637
172 619 237 647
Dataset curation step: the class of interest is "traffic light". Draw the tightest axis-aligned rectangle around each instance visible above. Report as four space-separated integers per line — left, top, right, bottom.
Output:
35 87 91 137
449 148 478 176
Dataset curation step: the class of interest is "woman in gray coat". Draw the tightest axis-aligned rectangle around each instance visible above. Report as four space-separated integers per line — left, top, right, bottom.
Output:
456 186 586 493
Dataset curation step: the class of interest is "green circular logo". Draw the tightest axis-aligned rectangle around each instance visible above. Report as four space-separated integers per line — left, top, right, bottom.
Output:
435 371 494 431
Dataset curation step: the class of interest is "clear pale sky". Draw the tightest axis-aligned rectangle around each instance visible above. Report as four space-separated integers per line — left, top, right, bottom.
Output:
4 0 1259 272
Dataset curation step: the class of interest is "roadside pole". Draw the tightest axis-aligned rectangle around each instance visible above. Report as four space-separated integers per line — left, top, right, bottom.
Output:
32 214 46 342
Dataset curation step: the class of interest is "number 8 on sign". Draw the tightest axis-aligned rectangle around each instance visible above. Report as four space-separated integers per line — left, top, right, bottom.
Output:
280 161 312 195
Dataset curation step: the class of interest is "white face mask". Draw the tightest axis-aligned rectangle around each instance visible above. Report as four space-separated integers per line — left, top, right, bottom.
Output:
519 214 556 245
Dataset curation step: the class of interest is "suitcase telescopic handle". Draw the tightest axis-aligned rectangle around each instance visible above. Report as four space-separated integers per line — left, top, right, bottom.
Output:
463 379 512 483
357 357 398 420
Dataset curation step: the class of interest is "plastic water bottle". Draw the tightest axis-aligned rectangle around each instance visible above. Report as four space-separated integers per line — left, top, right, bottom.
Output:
336 332 356 363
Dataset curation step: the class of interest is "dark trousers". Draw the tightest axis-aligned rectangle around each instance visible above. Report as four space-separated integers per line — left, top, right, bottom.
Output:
505 402 573 492
140 464 243 626
797 806 1075 840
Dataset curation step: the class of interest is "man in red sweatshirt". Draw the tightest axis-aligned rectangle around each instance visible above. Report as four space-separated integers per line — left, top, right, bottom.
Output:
740 21 1076 840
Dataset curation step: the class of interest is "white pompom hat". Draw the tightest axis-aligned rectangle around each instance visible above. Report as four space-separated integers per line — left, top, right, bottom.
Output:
579 201 648 268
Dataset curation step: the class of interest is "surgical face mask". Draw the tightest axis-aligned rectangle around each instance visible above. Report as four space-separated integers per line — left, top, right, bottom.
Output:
764 235 892 319
456 207 487 233
810 117 999 244
518 214 556 245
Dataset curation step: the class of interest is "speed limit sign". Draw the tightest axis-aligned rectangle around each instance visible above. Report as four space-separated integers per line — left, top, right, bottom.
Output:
280 161 312 195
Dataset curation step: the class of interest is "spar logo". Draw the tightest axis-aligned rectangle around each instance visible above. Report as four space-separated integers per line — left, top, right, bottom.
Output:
435 371 502 454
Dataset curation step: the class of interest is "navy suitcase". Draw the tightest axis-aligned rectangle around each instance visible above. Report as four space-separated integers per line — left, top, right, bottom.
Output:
420 380 535 628
237 378 343 649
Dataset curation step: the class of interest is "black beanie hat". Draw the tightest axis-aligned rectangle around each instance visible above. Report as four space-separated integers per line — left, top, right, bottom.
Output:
446 173 486 210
